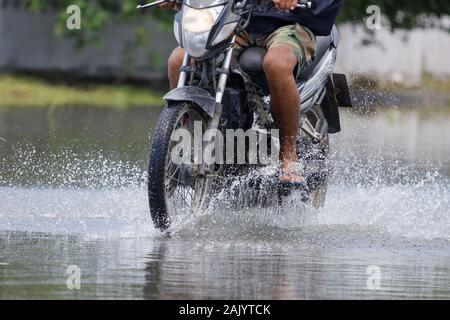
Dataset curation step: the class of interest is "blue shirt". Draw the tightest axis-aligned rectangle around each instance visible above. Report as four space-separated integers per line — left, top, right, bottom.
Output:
246 0 344 36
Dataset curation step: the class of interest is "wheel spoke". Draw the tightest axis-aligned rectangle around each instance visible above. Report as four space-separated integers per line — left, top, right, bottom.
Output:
161 106 212 217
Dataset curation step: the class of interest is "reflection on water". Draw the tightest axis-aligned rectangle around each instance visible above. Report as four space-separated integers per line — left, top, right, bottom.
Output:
0 106 449 299
0 107 161 187
335 108 450 175
1 232 449 299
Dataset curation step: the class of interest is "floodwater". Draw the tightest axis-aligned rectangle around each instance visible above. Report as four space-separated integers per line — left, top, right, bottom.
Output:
0 105 449 299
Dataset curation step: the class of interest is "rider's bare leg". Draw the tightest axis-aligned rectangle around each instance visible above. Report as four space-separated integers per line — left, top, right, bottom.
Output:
168 44 303 182
263 46 304 183
168 46 186 89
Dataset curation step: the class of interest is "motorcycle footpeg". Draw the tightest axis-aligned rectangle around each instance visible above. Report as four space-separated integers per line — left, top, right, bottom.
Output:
277 182 309 202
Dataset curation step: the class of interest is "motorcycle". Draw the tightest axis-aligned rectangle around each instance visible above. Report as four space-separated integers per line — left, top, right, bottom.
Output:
142 0 352 231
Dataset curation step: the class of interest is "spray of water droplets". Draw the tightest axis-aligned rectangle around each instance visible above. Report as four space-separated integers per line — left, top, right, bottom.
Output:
0 136 449 242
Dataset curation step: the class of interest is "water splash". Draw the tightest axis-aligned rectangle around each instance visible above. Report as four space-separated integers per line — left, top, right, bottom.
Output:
0 144 153 238
0 143 146 189
0 141 449 242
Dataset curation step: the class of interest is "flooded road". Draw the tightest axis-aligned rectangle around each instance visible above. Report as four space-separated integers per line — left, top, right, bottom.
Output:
0 106 449 299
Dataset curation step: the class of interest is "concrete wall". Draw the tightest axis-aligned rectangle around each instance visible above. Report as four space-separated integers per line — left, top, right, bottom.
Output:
335 24 450 83
0 0 176 80
1 1 450 84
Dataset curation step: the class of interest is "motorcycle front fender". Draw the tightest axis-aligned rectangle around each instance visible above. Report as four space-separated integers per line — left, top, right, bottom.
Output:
163 86 216 118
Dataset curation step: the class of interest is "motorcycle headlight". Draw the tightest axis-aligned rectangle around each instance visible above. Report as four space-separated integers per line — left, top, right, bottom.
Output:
183 6 215 33
181 5 223 58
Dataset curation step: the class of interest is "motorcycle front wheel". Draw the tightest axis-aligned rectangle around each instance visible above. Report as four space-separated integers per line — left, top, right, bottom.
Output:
148 102 212 231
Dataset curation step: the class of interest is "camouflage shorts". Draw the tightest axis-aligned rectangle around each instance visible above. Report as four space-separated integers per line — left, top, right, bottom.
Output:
237 23 317 75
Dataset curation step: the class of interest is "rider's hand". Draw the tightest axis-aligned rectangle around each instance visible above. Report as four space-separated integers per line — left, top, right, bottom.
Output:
273 0 298 12
158 1 176 9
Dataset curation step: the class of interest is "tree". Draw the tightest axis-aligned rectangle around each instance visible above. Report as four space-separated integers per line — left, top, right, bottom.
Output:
338 0 450 30
29 0 450 46
28 0 173 47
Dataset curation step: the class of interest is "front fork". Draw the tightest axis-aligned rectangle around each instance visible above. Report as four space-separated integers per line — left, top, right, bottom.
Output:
177 36 236 105
177 37 236 175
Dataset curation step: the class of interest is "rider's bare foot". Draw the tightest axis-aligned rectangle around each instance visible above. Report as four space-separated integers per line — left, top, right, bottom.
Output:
279 160 306 184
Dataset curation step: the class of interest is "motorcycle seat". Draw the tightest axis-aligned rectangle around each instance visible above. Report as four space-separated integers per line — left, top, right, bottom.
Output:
238 34 333 80
297 34 333 81
238 46 266 73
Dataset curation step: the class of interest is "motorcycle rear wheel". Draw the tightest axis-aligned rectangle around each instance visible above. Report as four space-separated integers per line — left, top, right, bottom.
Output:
298 104 330 208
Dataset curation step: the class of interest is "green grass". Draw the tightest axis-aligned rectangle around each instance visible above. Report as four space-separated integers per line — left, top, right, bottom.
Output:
350 73 450 90
2 73 449 109
0 74 164 109
422 74 450 93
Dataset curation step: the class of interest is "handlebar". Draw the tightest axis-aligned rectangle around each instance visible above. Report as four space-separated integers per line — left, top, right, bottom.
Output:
136 0 166 9
298 1 312 9
137 0 312 10
137 0 183 9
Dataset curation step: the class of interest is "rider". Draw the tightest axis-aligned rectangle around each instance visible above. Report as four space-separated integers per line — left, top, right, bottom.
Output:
164 0 343 185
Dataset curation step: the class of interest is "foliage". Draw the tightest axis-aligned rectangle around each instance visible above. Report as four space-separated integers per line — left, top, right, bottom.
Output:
339 0 450 30
28 0 450 45
28 0 173 47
